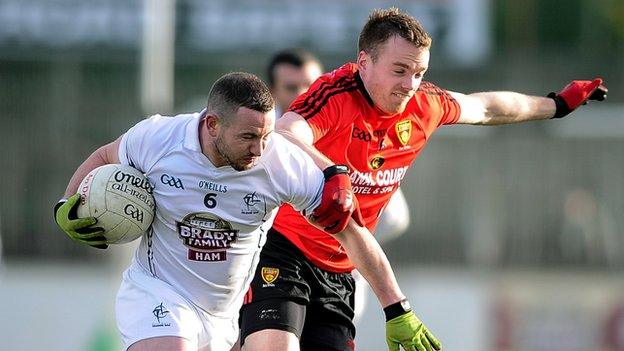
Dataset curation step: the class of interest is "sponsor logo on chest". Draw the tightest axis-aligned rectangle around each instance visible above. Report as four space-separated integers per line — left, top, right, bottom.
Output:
349 166 409 195
176 213 239 262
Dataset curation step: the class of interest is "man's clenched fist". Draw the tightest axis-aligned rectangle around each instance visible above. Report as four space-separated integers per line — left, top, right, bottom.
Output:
310 165 364 234
54 193 108 249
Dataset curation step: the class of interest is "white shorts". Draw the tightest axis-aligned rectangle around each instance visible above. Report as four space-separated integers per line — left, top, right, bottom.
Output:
115 264 238 351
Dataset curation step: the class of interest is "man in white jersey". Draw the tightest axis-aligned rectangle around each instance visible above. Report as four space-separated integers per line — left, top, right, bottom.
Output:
54 72 416 351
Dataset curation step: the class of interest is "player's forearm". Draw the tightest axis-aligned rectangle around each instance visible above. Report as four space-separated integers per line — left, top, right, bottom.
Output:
471 92 556 125
63 140 121 198
277 128 335 169
333 220 405 307
276 111 335 169
63 148 110 198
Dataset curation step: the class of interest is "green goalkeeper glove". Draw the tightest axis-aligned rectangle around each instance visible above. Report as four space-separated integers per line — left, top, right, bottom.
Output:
54 193 108 249
385 300 441 351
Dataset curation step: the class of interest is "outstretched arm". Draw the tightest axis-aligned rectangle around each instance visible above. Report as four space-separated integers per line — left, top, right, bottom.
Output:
452 91 555 125
333 220 441 351
333 220 403 306
452 78 607 125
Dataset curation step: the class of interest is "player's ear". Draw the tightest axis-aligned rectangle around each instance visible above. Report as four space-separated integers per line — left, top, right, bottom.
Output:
357 50 369 71
204 113 220 137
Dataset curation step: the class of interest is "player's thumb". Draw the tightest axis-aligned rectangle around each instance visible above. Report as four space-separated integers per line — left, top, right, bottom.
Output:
585 78 602 95
66 193 81 207
387 340 400 351
589 77 608 101
591 77 603 88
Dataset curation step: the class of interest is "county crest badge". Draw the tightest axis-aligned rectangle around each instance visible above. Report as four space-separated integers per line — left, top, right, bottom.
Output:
395 120 412 146
261 267 279 287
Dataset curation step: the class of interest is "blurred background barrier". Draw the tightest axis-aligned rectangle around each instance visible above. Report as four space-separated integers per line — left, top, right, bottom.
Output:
0 0 622 350
3 264 624 351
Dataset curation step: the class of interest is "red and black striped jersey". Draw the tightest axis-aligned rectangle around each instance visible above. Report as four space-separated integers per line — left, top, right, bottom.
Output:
273 62 461 272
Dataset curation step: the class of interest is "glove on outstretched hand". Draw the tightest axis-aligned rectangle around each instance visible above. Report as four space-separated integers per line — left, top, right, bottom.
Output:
386 311 442 351
310 165 365 234
54 193 108 249
548 78 608 118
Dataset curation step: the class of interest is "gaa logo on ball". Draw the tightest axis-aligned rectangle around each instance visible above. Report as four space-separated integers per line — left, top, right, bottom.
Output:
77 164 155 244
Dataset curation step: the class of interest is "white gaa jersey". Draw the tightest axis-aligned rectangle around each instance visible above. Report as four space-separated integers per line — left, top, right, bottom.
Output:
117 112 323 317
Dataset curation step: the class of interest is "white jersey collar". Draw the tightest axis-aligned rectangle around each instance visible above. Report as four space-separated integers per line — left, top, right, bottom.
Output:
183 109 205 152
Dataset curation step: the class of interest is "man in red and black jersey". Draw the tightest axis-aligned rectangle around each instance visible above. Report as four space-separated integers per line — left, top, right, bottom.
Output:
240 7 608 351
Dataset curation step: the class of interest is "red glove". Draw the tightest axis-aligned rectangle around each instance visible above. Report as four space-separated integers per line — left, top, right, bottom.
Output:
548 78 608 118
311 165 365 234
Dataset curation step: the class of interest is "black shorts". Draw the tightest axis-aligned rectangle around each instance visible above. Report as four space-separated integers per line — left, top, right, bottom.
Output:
240 228 356 351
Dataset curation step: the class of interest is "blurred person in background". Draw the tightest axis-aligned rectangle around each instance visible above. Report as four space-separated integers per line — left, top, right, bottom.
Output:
52 72 369 351
240 7 607 351
267 48 323 118
265 47 411 324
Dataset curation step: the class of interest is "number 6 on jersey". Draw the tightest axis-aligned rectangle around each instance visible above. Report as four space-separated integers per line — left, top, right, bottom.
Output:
204 193 217 208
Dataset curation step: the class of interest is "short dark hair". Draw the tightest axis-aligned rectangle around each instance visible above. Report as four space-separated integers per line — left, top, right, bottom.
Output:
207 72 274 124
266 48 322 87
358 7 431 61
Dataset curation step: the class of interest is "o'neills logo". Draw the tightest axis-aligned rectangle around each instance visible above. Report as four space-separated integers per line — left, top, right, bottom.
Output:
176 213 239 262
114 170 154 194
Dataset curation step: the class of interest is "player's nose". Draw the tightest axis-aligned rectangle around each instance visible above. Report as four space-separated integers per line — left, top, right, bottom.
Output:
249 139 264 157
402 75 420 92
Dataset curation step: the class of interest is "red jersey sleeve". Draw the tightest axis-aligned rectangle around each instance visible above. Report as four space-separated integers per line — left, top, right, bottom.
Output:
417 81 461 127
289 63 359 141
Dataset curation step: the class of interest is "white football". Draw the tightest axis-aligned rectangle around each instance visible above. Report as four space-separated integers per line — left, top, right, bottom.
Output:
77 164 155 244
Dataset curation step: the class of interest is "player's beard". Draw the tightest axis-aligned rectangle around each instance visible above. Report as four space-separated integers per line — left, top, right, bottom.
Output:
214 134 254 171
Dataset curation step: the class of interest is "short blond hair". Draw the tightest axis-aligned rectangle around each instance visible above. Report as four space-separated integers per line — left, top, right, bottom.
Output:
358 7 432 61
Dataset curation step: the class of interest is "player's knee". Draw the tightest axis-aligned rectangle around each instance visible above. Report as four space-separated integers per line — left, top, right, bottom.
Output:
242 329 299 351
